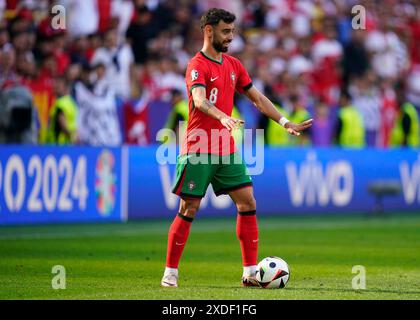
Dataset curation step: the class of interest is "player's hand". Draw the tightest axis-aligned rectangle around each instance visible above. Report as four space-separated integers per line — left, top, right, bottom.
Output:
284 119 313 136
220 117 245 131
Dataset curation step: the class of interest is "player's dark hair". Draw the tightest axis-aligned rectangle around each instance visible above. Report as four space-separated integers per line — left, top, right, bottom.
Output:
200 8 236 30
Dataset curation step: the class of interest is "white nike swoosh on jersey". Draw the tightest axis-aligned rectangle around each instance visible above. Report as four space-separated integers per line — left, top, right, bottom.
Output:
210 77 219 81
175 242 185 246
252 239 259 243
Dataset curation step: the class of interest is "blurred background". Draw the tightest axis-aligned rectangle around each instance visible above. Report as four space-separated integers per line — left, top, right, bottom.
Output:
0 0 420 224
1 0 420 148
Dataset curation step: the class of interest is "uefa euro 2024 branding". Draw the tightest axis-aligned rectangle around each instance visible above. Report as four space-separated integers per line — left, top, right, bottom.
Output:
0 147 122 224
95 150 117 216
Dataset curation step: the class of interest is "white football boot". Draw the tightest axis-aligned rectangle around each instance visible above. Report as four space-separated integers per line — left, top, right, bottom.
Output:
161 269 178 287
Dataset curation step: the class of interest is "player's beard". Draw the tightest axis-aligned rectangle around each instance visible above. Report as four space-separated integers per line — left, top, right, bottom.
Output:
212 38 230 53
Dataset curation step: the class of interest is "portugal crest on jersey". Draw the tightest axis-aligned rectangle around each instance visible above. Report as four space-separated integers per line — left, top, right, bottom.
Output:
191 69 199 81
188 181 196 191
230 72 236 88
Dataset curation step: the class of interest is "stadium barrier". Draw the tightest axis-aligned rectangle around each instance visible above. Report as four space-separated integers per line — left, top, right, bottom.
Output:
0 146 126 225
0 145 419 224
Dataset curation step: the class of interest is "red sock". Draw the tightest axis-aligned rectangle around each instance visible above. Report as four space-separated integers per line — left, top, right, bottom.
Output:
236 211 258 267
165 213 193 268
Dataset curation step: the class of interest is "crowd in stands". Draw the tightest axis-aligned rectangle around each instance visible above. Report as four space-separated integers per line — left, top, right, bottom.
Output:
1 0 420 148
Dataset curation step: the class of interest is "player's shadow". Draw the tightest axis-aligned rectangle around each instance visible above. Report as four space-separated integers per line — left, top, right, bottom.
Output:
189 285 420 296
288 287 420 295
192 285 260 290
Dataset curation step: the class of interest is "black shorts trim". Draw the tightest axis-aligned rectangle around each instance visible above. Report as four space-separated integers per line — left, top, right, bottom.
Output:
214 182 253 196
179 192 204 199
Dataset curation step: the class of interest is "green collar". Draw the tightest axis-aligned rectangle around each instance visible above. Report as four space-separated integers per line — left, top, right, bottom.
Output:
200 51 223 64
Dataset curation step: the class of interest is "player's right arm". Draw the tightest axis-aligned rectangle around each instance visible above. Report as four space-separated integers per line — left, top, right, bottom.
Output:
191 86 244 131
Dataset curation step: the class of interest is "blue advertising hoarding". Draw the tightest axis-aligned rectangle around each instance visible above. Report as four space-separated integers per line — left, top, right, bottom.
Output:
1 145 418 224
0 146 124 224
128 146 420 218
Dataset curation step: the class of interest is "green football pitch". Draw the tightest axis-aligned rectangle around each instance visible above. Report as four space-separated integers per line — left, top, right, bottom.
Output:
0 213 419 300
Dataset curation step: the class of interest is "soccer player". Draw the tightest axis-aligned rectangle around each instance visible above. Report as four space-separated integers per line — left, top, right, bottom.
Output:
161 8 313 287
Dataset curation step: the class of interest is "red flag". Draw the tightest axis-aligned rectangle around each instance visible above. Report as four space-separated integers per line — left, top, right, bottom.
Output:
123 98 150 145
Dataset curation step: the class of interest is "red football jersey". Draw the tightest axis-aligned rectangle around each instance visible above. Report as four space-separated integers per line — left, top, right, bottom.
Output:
182 51 253 155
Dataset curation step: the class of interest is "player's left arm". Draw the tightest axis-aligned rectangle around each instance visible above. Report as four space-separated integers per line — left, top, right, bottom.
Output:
244 86 313 136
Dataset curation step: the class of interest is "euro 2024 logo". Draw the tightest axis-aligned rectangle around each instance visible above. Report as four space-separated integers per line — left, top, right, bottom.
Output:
95 150 117 216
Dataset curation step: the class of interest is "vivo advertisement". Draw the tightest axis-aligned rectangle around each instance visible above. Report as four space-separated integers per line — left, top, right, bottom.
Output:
128 147 420 218
0 146 123 224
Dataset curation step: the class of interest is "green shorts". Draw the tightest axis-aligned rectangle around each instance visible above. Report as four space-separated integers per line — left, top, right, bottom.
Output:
172 152 253 199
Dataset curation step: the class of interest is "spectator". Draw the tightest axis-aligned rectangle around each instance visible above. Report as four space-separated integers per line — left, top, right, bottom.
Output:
288 37 314 77
126 4 159 65
20 52 55 144
288 94 312 146
51 31 71 76
85 32 102 62
164 88 189 145
264 102 290 147
406 65 420 110
349 71 382 147
390 83 419 148
69 35 90 66
378 78 398 148
342 29 369 87
310 100 333 147
111 0 135 43
0 44 19 88
365 17 408 81
153 56 186 97
10 30 31 56
46 76 78 144
335 90 365 148
74 63 122 146
91 27 135 99
0 22 9 49
311 17 343 106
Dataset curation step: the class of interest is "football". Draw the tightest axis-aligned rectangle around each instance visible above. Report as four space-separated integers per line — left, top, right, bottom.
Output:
255 256 290 289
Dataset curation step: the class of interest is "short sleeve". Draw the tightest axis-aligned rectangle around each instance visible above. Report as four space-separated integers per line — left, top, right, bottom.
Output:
186 59 208 93
235 60 253 94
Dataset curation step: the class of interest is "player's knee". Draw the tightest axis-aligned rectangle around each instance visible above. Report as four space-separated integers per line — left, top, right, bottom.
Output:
236 196 256 213
181 199 201 218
